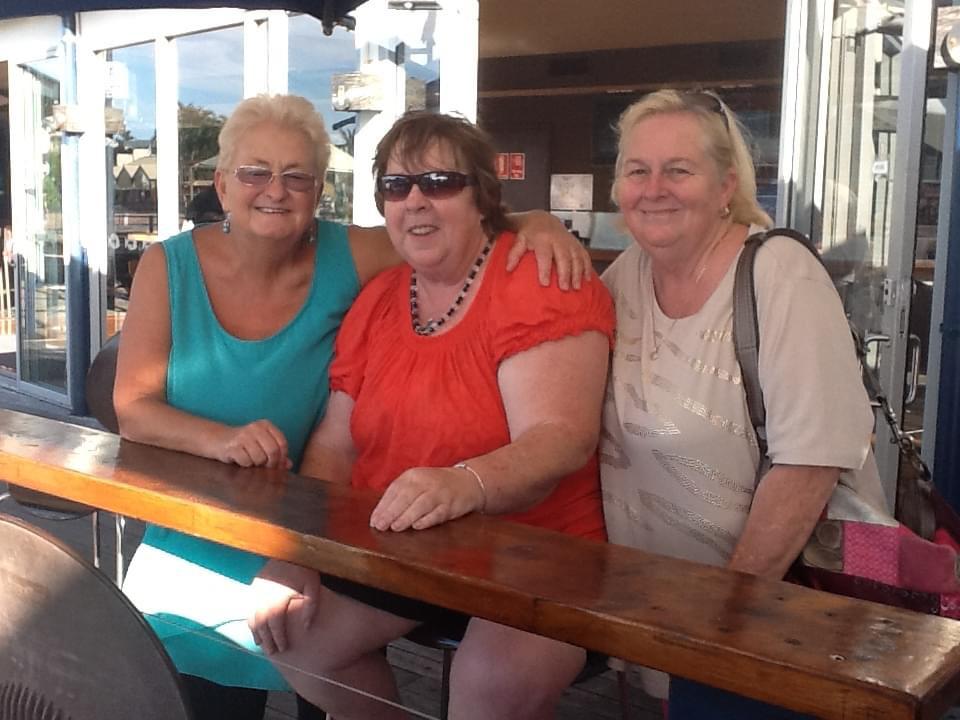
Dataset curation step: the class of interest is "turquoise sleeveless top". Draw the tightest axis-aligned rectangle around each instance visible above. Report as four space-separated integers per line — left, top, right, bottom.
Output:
122 221 359 689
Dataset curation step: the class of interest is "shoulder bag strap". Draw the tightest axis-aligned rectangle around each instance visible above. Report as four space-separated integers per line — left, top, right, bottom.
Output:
732 228 821 482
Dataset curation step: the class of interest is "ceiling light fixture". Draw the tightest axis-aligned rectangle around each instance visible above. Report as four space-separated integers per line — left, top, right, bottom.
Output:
387 1 442 10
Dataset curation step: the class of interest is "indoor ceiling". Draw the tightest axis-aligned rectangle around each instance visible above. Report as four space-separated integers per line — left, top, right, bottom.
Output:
478 0 787 58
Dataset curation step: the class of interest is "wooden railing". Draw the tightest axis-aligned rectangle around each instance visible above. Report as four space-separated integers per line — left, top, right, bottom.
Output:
2 407 960 719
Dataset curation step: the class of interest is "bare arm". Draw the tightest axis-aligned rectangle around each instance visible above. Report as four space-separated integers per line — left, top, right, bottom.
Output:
348 210 590 289
113 243 289 468
727 464 839 579
347 225 401 286
298 390 357 484
369 330 610 531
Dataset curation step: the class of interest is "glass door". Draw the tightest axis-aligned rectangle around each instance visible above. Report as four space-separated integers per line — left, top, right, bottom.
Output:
786 0 934 505
103 42 157 339
0 61 13 377
14 57 67 393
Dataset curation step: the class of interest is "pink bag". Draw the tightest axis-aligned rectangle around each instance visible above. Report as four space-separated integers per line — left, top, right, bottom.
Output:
797 510 960 617
735 228 960 617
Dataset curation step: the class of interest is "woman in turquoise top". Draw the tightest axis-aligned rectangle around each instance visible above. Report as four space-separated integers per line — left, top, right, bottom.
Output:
113 94 590 720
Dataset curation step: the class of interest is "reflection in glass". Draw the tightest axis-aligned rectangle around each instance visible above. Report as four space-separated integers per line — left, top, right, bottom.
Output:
17 58 66 391
177 27 243 225
818 1 903 346
288 14 360 222
396 8 440 113
902 72 948 440
722 86 781 221
104 42 156 337
0 61 13 376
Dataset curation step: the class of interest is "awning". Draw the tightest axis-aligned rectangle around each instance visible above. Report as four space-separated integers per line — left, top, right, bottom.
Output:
0 1 366 30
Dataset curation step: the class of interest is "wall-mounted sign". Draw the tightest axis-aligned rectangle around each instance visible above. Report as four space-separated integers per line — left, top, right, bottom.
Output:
509 153 525 180
550 173 594 211
496 153 510 180
332 72 382 112
332 70 425 113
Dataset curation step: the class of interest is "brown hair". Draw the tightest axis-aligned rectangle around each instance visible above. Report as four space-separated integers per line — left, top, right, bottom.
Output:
612 89 772 228
373 111 511 237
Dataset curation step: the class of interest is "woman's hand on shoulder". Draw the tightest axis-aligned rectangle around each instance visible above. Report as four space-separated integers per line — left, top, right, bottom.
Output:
369 466 485 532
214 419 291 469
507 210 591 290
248 559 322 654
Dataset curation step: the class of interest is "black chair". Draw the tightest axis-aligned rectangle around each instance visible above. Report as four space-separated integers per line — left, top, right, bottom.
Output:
85 331 121 434
0 511 192 720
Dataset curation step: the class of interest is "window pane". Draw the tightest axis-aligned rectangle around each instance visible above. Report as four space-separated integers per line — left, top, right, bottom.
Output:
17 58 65 390
177 26 243 225
288 14 359 223
104 42 156 337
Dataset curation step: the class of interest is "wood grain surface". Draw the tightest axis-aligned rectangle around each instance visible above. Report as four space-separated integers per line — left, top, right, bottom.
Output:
2 408 960 719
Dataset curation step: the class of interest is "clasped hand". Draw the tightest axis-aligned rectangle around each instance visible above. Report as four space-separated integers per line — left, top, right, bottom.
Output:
216 419 291 469
369 466 486 532
248 559 321 655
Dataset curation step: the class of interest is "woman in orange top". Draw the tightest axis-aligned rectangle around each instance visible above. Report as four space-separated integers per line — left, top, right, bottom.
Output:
249 111 614 720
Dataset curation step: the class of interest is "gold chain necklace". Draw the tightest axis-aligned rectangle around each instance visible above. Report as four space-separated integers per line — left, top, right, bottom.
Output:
648 222 731 361
649 304 678 361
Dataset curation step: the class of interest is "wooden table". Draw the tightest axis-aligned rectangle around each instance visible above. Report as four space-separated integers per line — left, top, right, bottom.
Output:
2 408 960 719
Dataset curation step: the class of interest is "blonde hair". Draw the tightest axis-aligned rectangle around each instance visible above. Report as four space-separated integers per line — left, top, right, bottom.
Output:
612 89 772 228
217 94 331 176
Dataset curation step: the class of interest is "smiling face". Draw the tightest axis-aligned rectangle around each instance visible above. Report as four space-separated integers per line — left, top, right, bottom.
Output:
214 121 320 242
382 140 487 279
615 112 736 257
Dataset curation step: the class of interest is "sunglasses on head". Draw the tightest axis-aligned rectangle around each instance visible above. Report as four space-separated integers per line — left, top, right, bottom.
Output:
681 90 730 131
233 165 317 193
377 171 475 202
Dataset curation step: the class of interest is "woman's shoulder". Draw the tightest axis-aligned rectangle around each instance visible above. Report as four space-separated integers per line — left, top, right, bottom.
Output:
160 228 194 250
344 261 406 323
752 229 831 284
748 229 839 314
600 242 645 293
316 219 348 243
489 231 600 291
486 232 614 353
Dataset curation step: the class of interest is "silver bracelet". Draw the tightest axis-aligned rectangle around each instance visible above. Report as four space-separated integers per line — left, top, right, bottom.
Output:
454 461 487 514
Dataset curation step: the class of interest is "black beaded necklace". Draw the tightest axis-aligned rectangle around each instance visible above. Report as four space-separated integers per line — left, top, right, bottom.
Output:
409 238 494 336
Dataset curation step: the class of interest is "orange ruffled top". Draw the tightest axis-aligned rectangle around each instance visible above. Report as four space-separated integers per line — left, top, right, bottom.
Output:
330 231 615 540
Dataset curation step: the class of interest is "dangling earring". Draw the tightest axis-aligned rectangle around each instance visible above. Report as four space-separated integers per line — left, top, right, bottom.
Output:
301 218 317 244
720 205 731 218
221 211 232 235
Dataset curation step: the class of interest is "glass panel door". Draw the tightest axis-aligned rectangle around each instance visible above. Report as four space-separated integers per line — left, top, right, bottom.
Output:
809 0 932 499
817 1 902 343
903 74 946 449
0 61 13 376
16 57 66 392
104 42 157 338
177 26 243 227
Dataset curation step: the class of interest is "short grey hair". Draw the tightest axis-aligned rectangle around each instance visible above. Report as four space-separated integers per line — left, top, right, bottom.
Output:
217 94 331 176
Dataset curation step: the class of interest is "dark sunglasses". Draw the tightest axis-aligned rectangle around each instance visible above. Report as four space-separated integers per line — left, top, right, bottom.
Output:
682 90 730 131
377 171 475 201
233 165 317 192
